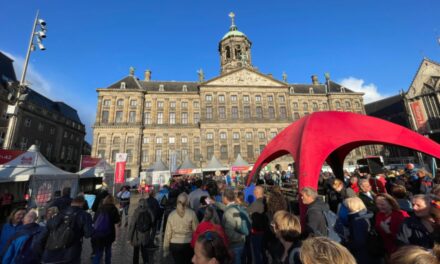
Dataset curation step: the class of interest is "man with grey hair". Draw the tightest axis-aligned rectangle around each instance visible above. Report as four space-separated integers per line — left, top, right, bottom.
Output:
358 179 377 213
300 187 329 237
2 210 46 263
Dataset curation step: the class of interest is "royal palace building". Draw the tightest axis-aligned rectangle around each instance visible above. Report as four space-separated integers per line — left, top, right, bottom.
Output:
92 13 366 178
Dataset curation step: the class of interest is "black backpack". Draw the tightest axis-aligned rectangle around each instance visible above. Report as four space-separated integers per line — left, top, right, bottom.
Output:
136 210 152 233
45 211 78 250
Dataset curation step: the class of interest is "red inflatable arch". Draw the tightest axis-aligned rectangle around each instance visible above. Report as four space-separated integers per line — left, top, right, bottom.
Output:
247 111 440 218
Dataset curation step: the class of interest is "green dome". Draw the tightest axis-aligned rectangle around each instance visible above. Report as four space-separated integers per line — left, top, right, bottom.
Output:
222 29 246 40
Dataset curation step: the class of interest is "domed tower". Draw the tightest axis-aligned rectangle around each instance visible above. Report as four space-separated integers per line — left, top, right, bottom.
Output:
219 12 253 74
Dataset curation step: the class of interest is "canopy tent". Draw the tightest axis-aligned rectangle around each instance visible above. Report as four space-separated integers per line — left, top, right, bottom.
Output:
231 154 252 171
247 111 440 222
143 159 171 186
0 145 78 207
77 159 114 192
175 156 201 175
202 156 229 172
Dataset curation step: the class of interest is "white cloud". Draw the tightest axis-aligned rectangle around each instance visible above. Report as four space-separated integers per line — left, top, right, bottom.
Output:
339 77 386 103
1 50 53 97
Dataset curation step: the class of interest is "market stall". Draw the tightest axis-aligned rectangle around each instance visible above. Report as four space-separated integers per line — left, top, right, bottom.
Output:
202 156 229 180
174 156 201 175
144 159 171 187
0 145 79 207
77 159 114 193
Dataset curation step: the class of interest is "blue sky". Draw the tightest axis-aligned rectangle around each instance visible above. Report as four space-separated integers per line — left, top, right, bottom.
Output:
1 0 439 143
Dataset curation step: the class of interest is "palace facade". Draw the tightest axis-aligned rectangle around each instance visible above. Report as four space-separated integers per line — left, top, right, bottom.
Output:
92 14 366 177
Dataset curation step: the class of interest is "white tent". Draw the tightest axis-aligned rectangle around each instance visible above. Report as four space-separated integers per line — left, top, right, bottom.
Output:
202 156 229 172
0 145 78 206
144 160 171 186
175 156 201 175
78 159 114 192
231 153 251 171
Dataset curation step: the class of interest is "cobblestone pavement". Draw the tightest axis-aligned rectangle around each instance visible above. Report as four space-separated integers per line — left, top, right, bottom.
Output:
81 193 175 264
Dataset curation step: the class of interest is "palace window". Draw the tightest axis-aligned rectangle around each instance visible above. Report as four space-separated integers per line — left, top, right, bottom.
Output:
345 101 351 108
218 107 226 119
268 95 273 102
145 101 151 108
113 137 121 144
220 132 227 140
205 95 212 101
268 107 275 119
303 102 308 111
169 137 175 144
117 99 124 107
99 137 106 144
256 107 263 119
258 132 265 139
233 145 240 158
143 137 149 144
181 137 188 144
206 107 213 119
157 101 164 108
129 111 136 123
312 102 318 111
170 101 176 108
244 106 251 119
231 95 237 102
233 132 240 140
182 101 188 109
193 101 199 108
280 107 287 118
130 100 137 107
182 112 188 124
142 150 149 163
194 112 200 124
218 95 225 103
243 95 249 102
294 112 300 120
169 112 176 124
220 146 228 160
103 99 111 106
126 136 134 144
247 145 254 159
115 111 123 123
293 102 298 110
255 95 261 102
144 112 151 125
157 112 163 124
278 96 285 102
231 107 238 119
207 133 213 140
245 132 252 140
207 146 214 160
156 137 162 144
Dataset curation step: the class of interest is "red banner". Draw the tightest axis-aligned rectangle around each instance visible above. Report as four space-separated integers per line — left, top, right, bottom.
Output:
410 101 427 133
231 165 250 172
80 155 101 169
0 150 24 164
114 153 127 184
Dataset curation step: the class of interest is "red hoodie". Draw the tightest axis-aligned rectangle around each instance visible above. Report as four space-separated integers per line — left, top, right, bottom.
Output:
375 210 409 254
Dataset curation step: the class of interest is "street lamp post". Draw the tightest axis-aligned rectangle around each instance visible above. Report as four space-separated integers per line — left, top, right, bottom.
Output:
3 10 47 149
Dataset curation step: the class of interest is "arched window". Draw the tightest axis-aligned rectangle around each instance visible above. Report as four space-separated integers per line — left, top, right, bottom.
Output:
113 137 121 144
226 46 231 59
303 102 308 111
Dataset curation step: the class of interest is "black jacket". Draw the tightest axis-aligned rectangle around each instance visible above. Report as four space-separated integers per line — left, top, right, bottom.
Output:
396 215 434 249
246 197 268 232
50 195 73 212
42 206 93 263
93 204 121 246
305 198 329 237
358 192 377 214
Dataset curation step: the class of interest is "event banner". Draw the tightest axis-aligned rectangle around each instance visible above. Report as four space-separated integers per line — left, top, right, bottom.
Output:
114 153 127 184
80 155 101 169
410 101 427 133
0 150 24 164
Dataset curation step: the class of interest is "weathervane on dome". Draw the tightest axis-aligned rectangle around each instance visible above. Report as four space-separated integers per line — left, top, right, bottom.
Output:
229 12 236 30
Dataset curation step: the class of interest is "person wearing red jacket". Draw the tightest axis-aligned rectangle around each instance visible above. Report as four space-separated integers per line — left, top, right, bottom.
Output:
191 206 228 248
375 193 409 255
349 177 359 194
370 174 388 194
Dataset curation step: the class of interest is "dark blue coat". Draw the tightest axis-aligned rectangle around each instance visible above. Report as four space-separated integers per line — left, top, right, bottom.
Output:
347 210 381 264
396 216 434 249
0 222 22 255
2 223 46 263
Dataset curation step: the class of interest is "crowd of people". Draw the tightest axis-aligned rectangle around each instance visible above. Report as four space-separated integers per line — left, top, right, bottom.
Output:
1 162 440 264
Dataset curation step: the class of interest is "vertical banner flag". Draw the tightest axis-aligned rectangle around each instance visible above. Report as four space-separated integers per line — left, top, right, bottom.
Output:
410 101 427 133
114 153 127 184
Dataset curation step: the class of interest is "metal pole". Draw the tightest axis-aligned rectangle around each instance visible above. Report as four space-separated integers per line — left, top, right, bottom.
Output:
3 10 39 149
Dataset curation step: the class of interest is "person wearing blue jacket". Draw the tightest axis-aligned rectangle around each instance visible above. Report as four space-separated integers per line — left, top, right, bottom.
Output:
2 210 46 264
0 207 26 255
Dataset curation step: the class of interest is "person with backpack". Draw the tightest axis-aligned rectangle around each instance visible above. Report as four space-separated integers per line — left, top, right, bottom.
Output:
42 196 93 264
92 195 120 264
128 198 155 264
300 187 330 238
344 197 382 264
222 188 251 264
145 188 160 249
2 210 46 264
50 187 73 212
163 192 198 264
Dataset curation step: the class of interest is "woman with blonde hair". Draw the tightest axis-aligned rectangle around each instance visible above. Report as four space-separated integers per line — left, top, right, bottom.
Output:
300 236 356 264
344 197 382 264
390 245 437 264
163 192 199 264
268 210 302 264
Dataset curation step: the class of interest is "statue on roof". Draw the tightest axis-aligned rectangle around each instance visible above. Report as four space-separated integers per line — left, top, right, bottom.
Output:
229 12 236 28
197 69 204 82
129 66 135 76
144 69 151 81
240 52 248 66
282 71 288 83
